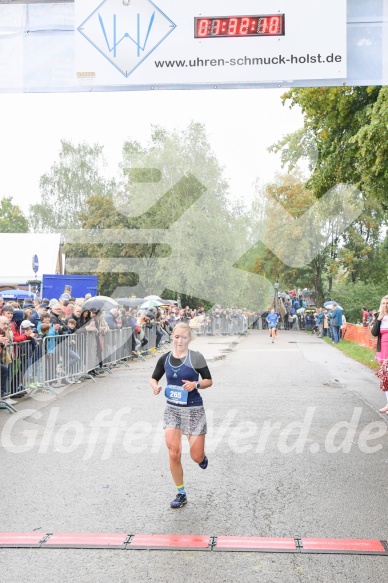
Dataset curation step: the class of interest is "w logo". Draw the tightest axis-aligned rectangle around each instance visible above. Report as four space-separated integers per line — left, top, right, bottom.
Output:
77 0 176 77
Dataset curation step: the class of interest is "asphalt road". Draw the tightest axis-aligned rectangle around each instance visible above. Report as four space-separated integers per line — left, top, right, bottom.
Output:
1 329 387 582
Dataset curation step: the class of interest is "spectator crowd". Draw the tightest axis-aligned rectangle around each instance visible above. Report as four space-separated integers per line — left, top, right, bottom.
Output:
0 287 384 410
0 293 255 406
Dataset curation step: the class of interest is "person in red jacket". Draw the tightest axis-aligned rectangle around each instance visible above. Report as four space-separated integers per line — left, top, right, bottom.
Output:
2 306 30 342
2 306 37 395
361 306 369 327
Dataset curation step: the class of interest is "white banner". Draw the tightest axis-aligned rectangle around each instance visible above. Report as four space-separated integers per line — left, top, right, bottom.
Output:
75 0 347 87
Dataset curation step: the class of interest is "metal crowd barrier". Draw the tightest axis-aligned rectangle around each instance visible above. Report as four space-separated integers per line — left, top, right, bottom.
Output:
192 316 249 336
0 316 265 415
101 327 134 369
0 338 48 400
0 326 145 414
41 333 87 388
134 324 157 357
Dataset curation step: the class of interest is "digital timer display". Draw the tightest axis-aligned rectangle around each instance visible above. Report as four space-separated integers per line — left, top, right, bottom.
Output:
195 15 285 38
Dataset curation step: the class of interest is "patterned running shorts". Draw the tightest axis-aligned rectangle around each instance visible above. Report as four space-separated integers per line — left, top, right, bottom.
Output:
163 404 207 435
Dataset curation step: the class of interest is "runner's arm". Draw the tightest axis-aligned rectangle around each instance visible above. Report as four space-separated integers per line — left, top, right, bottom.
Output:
150 353 168 395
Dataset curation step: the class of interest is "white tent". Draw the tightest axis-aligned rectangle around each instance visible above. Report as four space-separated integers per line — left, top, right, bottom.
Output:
0 233 64 287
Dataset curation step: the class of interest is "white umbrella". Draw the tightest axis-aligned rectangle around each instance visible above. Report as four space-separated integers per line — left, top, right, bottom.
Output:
324 301 343 310
143 295 162 301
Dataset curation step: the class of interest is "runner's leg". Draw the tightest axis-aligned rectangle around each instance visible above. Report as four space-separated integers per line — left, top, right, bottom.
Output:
187 433 206 464
165 428 183 485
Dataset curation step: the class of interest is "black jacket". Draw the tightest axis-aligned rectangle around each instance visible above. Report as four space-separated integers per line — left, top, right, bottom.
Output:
50 312 69 334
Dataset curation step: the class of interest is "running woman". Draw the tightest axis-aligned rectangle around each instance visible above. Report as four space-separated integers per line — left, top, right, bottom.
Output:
150 322 212 508
266 308 279 343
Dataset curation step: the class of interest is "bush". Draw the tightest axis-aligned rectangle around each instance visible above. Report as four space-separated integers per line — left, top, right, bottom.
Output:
330 280 387 323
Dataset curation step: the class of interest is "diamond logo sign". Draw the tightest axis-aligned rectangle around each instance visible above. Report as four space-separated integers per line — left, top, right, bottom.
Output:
77 0 176 78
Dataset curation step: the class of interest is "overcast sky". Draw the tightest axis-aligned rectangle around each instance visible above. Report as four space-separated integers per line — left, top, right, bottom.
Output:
0 88 304 212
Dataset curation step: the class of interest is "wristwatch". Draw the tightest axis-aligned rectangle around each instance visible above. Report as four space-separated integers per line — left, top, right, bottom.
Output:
196 382 201 390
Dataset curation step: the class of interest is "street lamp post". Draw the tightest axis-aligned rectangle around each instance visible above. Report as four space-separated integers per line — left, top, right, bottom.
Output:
274 281 279 308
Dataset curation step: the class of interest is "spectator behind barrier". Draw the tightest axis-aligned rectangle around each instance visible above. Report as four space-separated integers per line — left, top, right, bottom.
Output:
14 320 38 393
30 304 48 328
65 304 82 328
50 303 69 334
78 309 91 330
104 308 120 330
128 309 141 355
61 318 81 377
37 313 50 333
4 307 32 343
0 316 11 397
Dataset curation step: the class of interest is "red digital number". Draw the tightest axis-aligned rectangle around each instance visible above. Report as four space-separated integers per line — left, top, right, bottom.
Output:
258 17 269 34
228 18 238 35
212 19 221 35
195 14 283 38
197 19 210 37
269 16 281 34
239 17 250 35
258 16 281 35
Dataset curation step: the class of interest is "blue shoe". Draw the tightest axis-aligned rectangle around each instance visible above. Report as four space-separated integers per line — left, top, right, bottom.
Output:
170 493 187 508
199 456 208 469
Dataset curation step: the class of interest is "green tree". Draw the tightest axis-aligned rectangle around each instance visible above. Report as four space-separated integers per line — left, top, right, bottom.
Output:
64 194 170 296
29 140 115 232
114 123 264 306
64 123 270 307
351 86 388 206
248 174 367 306
250 174 327 303
0 197 29 232
272 86 383 202
270 87 388 293
337 197 386 282
331 279 388 324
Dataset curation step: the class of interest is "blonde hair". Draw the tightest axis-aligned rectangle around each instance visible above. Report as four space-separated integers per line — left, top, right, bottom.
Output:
378 295 388 313
173 322 196 341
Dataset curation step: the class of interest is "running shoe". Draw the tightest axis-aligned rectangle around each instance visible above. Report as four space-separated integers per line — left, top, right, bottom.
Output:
170 493 188 508
199 456 208 469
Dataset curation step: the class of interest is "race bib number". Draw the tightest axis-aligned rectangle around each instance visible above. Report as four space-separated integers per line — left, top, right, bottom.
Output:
165 385 188 405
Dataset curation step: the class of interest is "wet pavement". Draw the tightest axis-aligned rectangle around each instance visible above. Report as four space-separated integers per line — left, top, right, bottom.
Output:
0 329 387 582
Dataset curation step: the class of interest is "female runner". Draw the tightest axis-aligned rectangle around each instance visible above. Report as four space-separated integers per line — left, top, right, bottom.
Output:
150 322 212 508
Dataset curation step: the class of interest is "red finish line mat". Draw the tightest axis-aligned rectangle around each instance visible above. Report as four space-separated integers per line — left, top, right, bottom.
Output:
214 536 297 552
0 533 45 548
43 533 129 549
0 533 387 555
128 534 211 550
300 538 387 555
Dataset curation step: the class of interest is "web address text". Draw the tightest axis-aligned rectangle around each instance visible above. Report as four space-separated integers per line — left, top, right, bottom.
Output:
154 53 343 68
